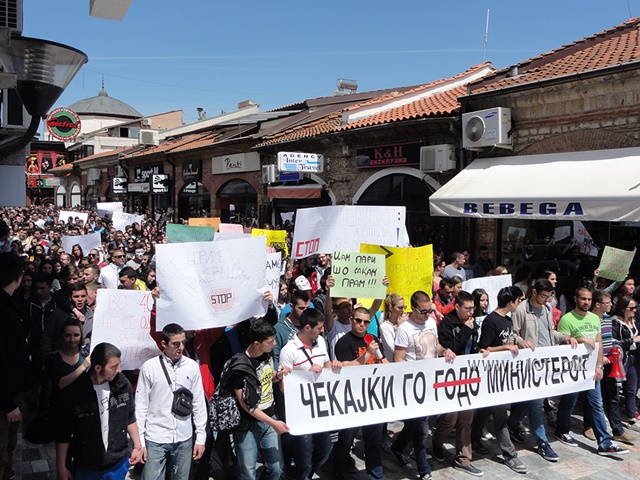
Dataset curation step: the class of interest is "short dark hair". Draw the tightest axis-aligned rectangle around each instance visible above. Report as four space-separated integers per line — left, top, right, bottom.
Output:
69 282 87 294
90 342 121 372
451 251 463 261
299 308 325 329
119 266 137 279
33 272 54 287
592 290 611 306
248 319 276 344
454 291 474 306
0 253 24 287
439 277 454 289
352 306 370 318
410 290 431 308
530 278 553 296
162 323 185 343
497 286 523 308
290 290 309 307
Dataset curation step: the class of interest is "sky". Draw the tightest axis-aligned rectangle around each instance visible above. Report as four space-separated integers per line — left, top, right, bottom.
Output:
23 0 640 124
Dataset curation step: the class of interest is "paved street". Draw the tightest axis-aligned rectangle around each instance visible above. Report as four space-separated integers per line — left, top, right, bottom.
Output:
12 408 640 480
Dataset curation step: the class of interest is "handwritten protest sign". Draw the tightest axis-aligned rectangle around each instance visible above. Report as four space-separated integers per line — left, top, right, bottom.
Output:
97 202 123 218
462 275 513 313
291 206 406 259
331 251 386 299
59 211 88 224
112 211 144 231
284 344 597 435
359 244 432 307
220 223 244 234
598 246 637 281
62 232 101 256
266 252 282 303
155 236 269 330
252 229 289 257
572 221 598 256
90 290 160 370
166 223 215 243
189 217 220 230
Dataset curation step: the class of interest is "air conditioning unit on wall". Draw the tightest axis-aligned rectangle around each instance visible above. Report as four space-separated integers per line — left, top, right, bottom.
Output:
420 144 456 173
139 129 158 146
462 107 512 150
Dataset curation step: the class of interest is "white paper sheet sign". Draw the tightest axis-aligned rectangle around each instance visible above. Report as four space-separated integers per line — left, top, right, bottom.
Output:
90 289 160 370
291 206 406 259
266 252 282 304
155 236 269 330
61 232 102 256
59 211 88 224
97 202 123 218
112 211 145 231
462 275 513 313
572 221 598 257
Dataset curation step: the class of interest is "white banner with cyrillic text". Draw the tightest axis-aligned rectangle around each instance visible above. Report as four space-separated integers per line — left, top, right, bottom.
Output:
155 236 269 330
284 344 597 435
90 289 160 370
291 205 406 259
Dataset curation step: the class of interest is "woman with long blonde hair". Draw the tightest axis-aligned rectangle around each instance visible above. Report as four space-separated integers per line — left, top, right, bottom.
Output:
379 293 408 361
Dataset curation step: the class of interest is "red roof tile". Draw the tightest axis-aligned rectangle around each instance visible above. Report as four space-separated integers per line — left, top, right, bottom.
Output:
468 17 640 94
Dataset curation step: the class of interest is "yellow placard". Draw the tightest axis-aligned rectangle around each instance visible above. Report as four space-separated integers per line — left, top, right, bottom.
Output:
252 229 289 257
188 217 220 231
358 244 433 310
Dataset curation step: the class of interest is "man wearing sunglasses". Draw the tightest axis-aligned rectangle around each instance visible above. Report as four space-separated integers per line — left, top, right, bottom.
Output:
99 248 127 289
136 323 207 480
332 307 387 480
433 291 483 477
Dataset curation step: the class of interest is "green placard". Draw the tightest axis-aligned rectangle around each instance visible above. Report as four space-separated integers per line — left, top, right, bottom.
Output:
331 251 387 299
598 246 636 281
166 223 215 243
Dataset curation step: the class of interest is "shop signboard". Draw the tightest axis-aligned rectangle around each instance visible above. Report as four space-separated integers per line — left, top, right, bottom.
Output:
182 160 202 182
212 152 260 174
128 182 150 193
355 142 422 168
46 108 81 141
277 151 324 173
134 164 163 182
112 177 128 194
152 174 170 194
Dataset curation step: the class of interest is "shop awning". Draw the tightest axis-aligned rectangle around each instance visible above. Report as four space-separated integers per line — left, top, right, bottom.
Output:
429 147 640 221
267 185 322 199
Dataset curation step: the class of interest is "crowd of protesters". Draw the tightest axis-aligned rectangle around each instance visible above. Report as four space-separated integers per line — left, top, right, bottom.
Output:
1 204 639 480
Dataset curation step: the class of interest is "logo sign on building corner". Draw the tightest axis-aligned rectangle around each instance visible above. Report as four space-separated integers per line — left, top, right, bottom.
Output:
46 108 81 141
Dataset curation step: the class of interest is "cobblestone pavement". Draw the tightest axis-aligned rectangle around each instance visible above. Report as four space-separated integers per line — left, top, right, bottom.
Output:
12 409 640 480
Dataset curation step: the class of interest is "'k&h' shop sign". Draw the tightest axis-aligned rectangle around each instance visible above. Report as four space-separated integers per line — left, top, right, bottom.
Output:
356 142 422 168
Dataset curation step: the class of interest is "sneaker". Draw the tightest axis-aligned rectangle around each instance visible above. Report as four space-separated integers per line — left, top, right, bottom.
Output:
598 444 630 456
481 429 495 440
536 442 559 462
473 440 489 454
454 464 484 477
418 475 433 480
583 427 595 441
613 431 635 444
390 447 412 469
504 455 527 473
554 432 578 447
515 422 530 433
509 427 525 444
432 446 445 462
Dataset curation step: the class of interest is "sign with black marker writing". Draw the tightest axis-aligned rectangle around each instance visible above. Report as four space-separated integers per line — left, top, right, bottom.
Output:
331 251 386 299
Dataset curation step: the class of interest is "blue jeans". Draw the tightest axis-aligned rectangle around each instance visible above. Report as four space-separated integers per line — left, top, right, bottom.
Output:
392 417 431 477
555 381 613 449
233 417 283 480
294 432 332 480
142 439 193 480
75 457 129 480
509 398 549 445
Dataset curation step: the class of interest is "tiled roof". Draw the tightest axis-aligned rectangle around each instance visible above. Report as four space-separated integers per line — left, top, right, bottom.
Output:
257 64 493 146
48 163 73 173
468 17 640 95
121 133 214 158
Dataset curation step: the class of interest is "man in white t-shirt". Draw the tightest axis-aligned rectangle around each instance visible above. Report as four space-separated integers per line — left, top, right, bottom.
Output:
390 291 455 480
279 309 341 480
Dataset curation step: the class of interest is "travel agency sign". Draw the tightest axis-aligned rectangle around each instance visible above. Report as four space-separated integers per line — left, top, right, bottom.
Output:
277 151 324 173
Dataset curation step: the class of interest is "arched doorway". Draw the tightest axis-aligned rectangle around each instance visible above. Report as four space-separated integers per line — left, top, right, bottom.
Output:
70 184 82 208
354 169 444 248
217 179 257 225
85 185 99 209
178 182 211 220
56 186 67 207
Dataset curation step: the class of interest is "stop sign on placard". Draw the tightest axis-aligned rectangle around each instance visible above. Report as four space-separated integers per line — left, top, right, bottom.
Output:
208 287 236 312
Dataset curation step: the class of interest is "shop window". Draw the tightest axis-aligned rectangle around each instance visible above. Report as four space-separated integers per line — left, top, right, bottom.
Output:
70 184 82 208
56 186 66 207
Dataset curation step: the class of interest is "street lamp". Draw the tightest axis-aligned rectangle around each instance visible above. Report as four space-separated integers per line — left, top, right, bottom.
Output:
0 36 88 156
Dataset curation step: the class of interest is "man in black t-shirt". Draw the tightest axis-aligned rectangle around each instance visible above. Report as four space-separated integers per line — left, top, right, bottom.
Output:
332 307 387 480
476 286 533 474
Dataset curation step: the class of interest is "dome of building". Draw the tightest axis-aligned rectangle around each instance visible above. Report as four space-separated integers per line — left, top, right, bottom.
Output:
68 89 143 118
